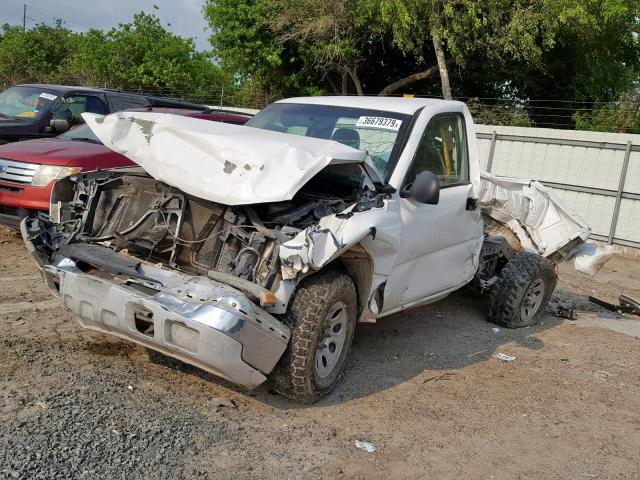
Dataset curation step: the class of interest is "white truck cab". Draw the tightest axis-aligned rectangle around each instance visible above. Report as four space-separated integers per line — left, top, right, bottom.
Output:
22 96 590 403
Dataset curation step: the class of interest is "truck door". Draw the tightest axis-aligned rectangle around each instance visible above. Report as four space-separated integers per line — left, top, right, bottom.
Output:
384 112 484 310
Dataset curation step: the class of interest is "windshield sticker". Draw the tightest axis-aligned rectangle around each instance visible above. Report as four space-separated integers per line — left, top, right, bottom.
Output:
356 116 402 131
39 92 58 101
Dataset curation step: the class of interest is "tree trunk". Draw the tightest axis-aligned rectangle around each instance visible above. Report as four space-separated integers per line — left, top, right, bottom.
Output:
326 74 340 95
379 65 439 96
345 65 364 96
432 30 452 100
341 70 349 95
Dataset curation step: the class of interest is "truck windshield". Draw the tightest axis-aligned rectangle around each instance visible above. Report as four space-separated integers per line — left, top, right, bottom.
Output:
247 103 411 179
0 86 59 120
58 123 102 144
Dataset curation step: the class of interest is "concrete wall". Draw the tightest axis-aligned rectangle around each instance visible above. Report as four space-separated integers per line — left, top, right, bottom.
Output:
475 124 640 247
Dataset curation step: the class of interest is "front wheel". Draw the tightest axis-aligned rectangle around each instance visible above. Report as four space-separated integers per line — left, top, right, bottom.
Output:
488 252 557 328
271 271 357 404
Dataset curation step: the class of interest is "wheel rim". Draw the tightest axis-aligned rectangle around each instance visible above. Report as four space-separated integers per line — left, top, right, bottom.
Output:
315 300 348 379
520 277 547 322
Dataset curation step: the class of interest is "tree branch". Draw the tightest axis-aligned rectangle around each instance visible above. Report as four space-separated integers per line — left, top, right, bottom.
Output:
326 73 340 95
378 65 440 96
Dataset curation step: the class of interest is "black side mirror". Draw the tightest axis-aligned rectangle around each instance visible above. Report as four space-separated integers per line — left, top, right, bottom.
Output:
50 118 70 133
406 171 440 204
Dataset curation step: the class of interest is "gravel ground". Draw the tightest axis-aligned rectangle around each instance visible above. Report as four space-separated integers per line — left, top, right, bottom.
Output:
1 225 640 479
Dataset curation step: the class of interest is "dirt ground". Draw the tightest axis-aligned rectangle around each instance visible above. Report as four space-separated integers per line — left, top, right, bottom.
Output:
1 225 639 479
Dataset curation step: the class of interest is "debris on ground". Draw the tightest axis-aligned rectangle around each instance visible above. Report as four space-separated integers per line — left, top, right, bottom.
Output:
492 327 500 333
494 353 516 362
355 440 377 453
210 397 237 410
422 372 456 384
589 295 640 317
547 299 576 320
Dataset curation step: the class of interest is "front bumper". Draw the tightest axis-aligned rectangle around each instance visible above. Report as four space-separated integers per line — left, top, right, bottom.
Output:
0 180 53 227
23 222 290 389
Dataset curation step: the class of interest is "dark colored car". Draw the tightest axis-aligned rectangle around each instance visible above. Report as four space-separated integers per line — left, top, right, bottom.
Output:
0 108 251 226
0 84 207 144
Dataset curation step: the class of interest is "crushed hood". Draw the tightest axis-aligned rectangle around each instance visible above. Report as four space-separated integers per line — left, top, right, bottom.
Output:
83 111 370 206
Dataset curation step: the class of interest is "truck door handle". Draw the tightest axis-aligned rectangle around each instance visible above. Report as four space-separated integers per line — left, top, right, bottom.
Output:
466 198 478 211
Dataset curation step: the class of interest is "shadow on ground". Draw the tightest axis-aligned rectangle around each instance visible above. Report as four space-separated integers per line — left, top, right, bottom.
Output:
145 288 562 408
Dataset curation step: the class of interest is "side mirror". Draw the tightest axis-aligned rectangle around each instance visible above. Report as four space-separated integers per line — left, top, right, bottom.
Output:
50 118 70 133
407 171 440 204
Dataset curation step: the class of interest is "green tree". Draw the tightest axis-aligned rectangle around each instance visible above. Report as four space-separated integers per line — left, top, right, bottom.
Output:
574 91 640 133
207 0 639 112
457 0 640 128
0 13 232 102
71 13 230 95
205 0 438 97
204 0 323 99
0 22 80 86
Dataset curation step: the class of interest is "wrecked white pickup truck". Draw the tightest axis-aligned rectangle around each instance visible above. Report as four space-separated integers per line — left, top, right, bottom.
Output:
21 96 590 403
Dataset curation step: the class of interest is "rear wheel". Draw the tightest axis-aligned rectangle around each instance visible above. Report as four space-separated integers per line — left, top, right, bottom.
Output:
488 252 557 328
271 271 357 404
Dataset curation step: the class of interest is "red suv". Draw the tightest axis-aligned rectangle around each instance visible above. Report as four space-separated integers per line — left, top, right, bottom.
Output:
0 108 251 226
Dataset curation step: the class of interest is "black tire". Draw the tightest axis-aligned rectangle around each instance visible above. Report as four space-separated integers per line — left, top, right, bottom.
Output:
488 252 557 328
271 271 357 404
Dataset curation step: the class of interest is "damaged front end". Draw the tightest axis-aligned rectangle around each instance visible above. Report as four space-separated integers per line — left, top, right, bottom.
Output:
23 164 384 388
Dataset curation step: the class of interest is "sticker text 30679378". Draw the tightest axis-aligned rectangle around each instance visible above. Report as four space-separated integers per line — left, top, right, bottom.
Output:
355 116 403 131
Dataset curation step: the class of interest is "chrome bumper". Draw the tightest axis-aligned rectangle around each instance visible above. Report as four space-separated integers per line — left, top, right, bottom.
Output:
23 226 290 389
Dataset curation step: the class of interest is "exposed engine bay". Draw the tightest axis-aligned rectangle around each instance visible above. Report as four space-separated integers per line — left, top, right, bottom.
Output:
40 164 385 303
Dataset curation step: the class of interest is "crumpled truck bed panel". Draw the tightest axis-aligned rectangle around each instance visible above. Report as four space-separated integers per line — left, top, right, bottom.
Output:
479 172 590 257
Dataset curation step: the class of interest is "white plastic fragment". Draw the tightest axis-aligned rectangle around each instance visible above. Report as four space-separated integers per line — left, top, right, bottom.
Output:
574 242 614 276
211 397 237 409
355 440 377 453
492 327 500 333
494 352 516 362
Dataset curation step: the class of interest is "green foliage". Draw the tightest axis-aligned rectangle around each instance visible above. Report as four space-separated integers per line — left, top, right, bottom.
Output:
0 22 80 85
0 13 231 100
0 1 638 129
204 0 431 97
204 0 325 97
466 99 532 127
205 0 639 109
574 92 640 133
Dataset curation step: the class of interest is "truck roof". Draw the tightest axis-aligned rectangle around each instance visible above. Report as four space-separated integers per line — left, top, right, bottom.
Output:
18 84 109 95
276 96 466 115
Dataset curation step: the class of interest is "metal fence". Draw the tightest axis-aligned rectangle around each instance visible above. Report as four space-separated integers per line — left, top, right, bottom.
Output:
475 125 640 249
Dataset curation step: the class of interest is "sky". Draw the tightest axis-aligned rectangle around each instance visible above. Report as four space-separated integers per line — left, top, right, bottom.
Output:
0 0 212 51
